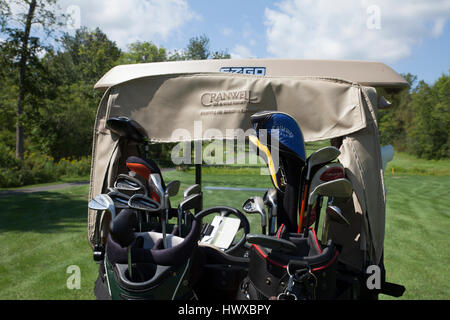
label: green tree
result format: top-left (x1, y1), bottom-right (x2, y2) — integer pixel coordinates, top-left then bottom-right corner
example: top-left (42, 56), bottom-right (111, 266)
top-left (1, 0), bottom-right (66, 160)
top-left (119, 41), bottom-right (167, 64)
top-left (377, 73), bottom-right (416, 151)
top-left (407, 72), bottom-right (449, 159)
top-left (30, 27), bottom-right (122, 160)
top-left (59, 27), bottom-right (121, 83)
top-left (169, 34), bottom-right (230, 61)
top-left (0, 41), bottom-right (18, 149)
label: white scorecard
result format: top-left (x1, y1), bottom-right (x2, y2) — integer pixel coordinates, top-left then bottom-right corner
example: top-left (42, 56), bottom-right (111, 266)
top-left (200, 216), bottom-right (241, 250)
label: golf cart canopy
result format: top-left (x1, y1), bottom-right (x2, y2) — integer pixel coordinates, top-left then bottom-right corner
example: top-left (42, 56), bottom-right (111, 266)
top-left (89, 58), bottom-right (408, 270)
top-left (95, 59), bottom-right (408, 90)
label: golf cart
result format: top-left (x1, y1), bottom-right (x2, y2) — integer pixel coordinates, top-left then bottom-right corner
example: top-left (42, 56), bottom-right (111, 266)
top-left (87, 59), bottom-right (407, 300)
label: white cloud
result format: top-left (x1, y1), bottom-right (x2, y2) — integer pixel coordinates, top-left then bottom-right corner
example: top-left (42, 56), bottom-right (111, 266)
top-left (230, 45), bottom-right (256, 59)
top-left (432, 17), bottom-right (447, 37)
top-left (264, 0), bottom-right (450, 62)
top-left (58, 0), bottom-right (200, 49)
top-left (221, 27), bottom-right (233, 36)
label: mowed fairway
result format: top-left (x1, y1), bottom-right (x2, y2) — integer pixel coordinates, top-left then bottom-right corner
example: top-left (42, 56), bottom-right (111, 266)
top-left (382, 174), bottom-right (450, 300)
top-left (0, 162), bottom-right (449, 299)
top-left (0, 185), bottom-right (98, 299)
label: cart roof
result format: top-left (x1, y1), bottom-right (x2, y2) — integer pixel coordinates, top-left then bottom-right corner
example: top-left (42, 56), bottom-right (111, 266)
top-left (94, 59), bottom-right (408, 90)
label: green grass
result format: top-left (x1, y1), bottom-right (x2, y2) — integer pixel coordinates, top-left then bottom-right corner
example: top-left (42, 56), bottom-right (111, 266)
top-left (381, 174), bottom-right (450, 300)
top-left (386, 151), bottom-right (450, 176)
top-left (0, 150), bottom-right (449, 300)
top-left (0, 185), bottom-right (97, 300)
top-left (0, 175), bottom-right (90, 191)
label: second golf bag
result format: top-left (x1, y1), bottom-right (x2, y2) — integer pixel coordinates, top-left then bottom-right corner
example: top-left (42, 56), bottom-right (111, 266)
top-left (237, 228), bottom-right (339, 300)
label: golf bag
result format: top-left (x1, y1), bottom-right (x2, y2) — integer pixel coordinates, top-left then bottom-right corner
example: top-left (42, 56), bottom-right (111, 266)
top-left (98, 212), bottom-right (202, 300)
top-left (237, 228), bottom-right (339, 300)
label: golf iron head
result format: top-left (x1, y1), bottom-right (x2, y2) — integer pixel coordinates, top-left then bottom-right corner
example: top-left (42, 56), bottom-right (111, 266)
top-left (264, 188), bottom-right (277, 235)
top-left (308, 178), bottom-right (353, 205)
top-left (114, 174), bottom-right (148, 195)
top-left (128, 194), bottom-right (161, 212)
top-left (243, 196), bottom-right (267, 234)
top-left (321, 205), bottom-right (350, 244)
top-left (89, 194), bottom-right (116, 219)
top-left (305, 146), bottom-right (341, 180)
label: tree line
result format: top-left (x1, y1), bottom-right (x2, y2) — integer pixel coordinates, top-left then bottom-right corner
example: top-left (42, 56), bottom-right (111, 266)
top-left (378, 73), bottom-right (449, 160)
top-left (0, 0), bottom-right (229, 164)
top-left (0, 1), bottom-right (448, 187)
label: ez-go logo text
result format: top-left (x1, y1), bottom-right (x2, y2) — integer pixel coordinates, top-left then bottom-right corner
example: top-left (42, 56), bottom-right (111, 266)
top-left (220, 67), bottom-right (266, 76)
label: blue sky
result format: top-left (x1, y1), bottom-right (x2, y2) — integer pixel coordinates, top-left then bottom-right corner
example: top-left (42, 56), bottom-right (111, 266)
top-left (30, 0), bottom-right (450, 85)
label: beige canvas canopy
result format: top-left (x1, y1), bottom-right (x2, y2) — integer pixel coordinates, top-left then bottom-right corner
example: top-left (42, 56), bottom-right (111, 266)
top-left (88, 59), bottom-right (408, 271)
top-left (95, 59), bottom-right (408, 90)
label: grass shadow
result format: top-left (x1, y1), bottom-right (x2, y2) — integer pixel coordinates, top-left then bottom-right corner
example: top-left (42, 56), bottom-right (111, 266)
top-left (0, 186), bottom-right (89, 233)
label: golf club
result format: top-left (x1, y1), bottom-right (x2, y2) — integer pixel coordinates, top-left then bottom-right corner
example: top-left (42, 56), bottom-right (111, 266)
top-left (263, 188), bottom-right (277, 235)
top-left (149, 174), bottom-right (180, 248)
top-left (302, 178), bottom-right (352, 236)
top-left (164, 180), bottom-right (180, 246)
top-left (128, 193), bottom-right (161, 231)
top-left (128, 193), bottom-right (161, 212)
top-left (126, 156), bottom-right (165, 203)
top-left (250, 111), bottom-right (306, 233)
top-left (88, 194), bottom-right (116, 262)
top-left (184, 184), bottom-right (201, 198)
top-left (107, 191), bottom-right (131, 210)
top-left (89, 194), bottom-right (116, 219)
top-left (114, 174), bottom-right (148, 195)
top-left (243, 196), bottom-right (267, 234)
top-left (297, 146), bottom-right (341, 233)
top-left (149, 173), bottom-right (166, 245)
top-left (106, 117), bottom-right (150, 159)
top-left (177, 193), bottom-right (202, 237)
top-left (307, 163), bottom-right (345, 233)
top-left (321, 205), bottom-right (350, 243)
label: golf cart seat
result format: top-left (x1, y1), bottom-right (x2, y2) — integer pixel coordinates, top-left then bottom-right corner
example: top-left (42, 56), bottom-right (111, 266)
top-left (104, 213), bottom-right (202, 299)
top-left (237, 228), bottom-right (339, 300)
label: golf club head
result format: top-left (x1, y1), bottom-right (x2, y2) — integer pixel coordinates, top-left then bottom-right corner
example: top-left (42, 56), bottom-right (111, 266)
top-left (243, 196), bottom-right (267, 228)
top-left (126, 156), bottom-right (162, 182)
top-left (179, 193), bottom-right (202, 213)
top-left (128, 194), bottom-right (161, 212)
top-left (149, 173), bottom-right (164, 200)
top-left (88, 194), bottom-right (116, 219)
top-left (326, 205), bottom-right (350, 226)
top-left (165, 180), bottom-right (181, 197)
top-left (107, 191), bottom-right (131, 209)
top-left (184, 184), bottom-right (201, 198)
top-left (250, 111), bottom-right (306, 192)
top-left (263, 188), bottom-right (277, 213)
top-left (114, 174), bottom-right (148, 194)
top-left (308, 178), bottom-right (353, 204)
top-left (106, 117), bottom-right (147, 143)
top-left (306, 146), bottom-right (341, 179)
top-left (309, 163), bottom-right (345, 192)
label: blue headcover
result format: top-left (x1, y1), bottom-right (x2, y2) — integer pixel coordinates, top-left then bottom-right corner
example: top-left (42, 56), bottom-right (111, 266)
top-left (252, 112), bottom-right (306, 162)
